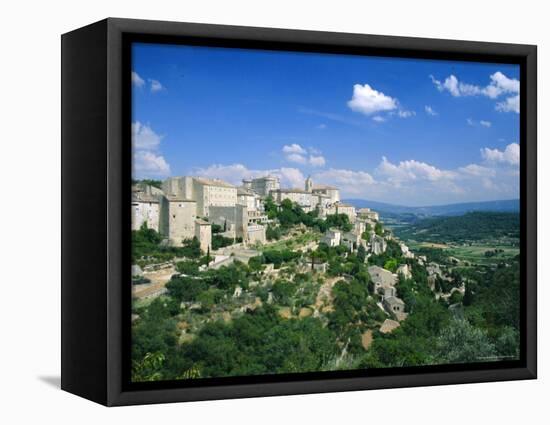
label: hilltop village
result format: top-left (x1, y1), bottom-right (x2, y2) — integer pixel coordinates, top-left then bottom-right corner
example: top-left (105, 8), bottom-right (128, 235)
top-left (132, 174), bottom-right (464, 339)
top-left (130, 171), bottom-right (521, 382)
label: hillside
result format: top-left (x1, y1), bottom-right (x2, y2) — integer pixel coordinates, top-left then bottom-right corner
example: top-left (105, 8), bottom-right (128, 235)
top-left (393, 211), bottom-right (520, 243)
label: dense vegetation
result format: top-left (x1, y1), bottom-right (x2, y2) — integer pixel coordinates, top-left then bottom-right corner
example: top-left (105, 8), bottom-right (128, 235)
top-left (394, 212), bottom-right (520, 243)
top-left (132, 223), bottom-right (201, 265)
top-left (264, 197), bottom-right (353, 233)
top-left (132, 205), bottom-right (521, 382)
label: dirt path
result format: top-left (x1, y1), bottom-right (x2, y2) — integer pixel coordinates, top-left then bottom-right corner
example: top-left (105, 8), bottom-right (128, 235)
top-left (133, 265), bottom-right (175, 299)
top-left (314, 276), bottom-right (344, 314)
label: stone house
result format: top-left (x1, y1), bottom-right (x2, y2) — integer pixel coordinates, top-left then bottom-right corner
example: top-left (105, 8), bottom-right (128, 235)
top-left (370, 234), bottom-right (387, 255)
top-left (160, 195), bottom-right (197, 246)
top-left (194, 218), bottom-right (212, 253)
top-left (384, 296), bottom-right (406, 316)
top-left (368, 265), bottom-right (397, 296)
top-left (322, 229), bottom-right (341, 247)
top-left (397, 263), bottom-right (412, 279)
top-left (132, 192), bottom-right (160, 232)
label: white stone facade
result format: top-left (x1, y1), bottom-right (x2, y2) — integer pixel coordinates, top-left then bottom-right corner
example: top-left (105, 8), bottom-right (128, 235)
top-left (312, 185), bottom-right (340, 204)
top-left (370, 233), bottom-right (387, 255)
top-left (195, 219), bottom-right (212, 253)
top-left (270, 188), bottom-right (313, 209)
top-left (250, 176), bottom-right (280, 197)
top-left (161, 196), bottom-right (197, 246)
top-left (132, 197), bottom-right (160, 232)
top-left (247, 224), bottom-right (266, 245)
top-left (357, 207), bottom-right (379, 221)
top-left (162, 176), bottom-right (237, 217)
top-left (322, 229), bottom-right (341, 247)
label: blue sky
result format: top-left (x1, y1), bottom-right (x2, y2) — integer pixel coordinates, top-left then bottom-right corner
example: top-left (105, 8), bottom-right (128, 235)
top-left (132, 42), bottom-right (520, 207)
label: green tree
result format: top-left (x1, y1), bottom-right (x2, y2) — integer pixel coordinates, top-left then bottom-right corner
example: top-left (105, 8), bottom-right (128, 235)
top-left (357, 244), bottom-right (366, 263)
top-left (166, 276), bottom-right (207, 302)
top-left (383, 258), bottom-right (398, 272)
top-left (433, 318), bottom-right (496, 364)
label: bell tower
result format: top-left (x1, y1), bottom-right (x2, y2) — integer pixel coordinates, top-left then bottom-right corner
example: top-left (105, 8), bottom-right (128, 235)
top-left (305, 175), bottom-right (313, 192)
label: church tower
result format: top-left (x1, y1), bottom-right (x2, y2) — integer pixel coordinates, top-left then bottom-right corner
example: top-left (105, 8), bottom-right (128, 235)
top-left (305, 176), bottom-right (313, 192)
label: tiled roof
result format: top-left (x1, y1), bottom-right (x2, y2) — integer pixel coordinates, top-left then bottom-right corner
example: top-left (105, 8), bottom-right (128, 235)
top-left (379, 319), bottom-right (400, 334)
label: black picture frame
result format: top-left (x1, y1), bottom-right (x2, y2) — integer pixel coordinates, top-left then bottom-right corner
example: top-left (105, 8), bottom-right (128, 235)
top-left (61, 17), bottom-right (537, 406)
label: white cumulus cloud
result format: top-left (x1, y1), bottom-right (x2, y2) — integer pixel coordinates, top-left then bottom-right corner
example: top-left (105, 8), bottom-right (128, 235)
top-left (191, 163), bottom-right (306, 189)
top-left (132, 121), bottom-right (171, 178)
top-left (132, 121), bottom-right (163, 150)
top-left (309, 155), bottom-right (326, 167)
top-left (430, 71), bottom-right (519, 113)
top-left (458, 164), bottom-right (496, 177)
top-left (282, 143), bottom-right (307, 155)
top-left (481, 143), bottom-right (520, 165)
top-left (133, 151), bottom-right (170, 177)
top-left (132, 71), bottom-right (145, 88)
top-left (286, 153), bottom-right (307, 164)
top-left (377, 156), bottom-right (456, 184)
top-left (496, 94), bottom-right (520, 113)
top-left (312, 168), bottom-right (375, 195)
top-left (282, 144), bottom-right (326, 167)
top-left (347, 83), bottom-right (398, 116)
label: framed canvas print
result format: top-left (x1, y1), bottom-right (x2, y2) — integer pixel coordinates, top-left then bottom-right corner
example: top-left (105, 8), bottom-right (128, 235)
top-left (61, 18), bottom-right (537, 406)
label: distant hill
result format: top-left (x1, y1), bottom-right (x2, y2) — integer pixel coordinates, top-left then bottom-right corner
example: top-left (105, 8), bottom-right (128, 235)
top-left (393, 211), bottom-right (520, 243)
top-left (344, 199), bottom-right (519, 217)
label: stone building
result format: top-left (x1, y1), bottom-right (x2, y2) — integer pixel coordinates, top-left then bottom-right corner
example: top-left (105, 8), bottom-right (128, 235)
top-left (133, 182), bottom-right (164, 197)
top-left (192, 177), bottom-right (237, 217)
top-left (314, 193), bottom-right (332, 215)
top-left (237, 187), bottom-right (261, 211)
top-left (247, 209), bottom-right (269, 225)
top-left (162, 176), bottom-right (193, 198)
top-left (383, 296), bottom-right (406, 320)
top-left (368, 265), bottom-right (397, 294)
top-left (209, 204), bottom-right (248, 239)
top-left (354, 219), bottom-right (367, 236)
top-left (357, 207), bottom-right (379, 222)
top-left (326, 202), bottom-right (356, 223)
top-left (160, 195), bottom-right (197, 246)
top-left (132, 192), bottom-right (160, 232)
top-left (194, 218), bottom-right (212, 253)
top-left (270, 188), bottom-right (313, 210)
top-left (305, 176), bottom-right (313, 193)
top-left (322, 229), bottom-right (341, 247)
top-left (162, 176), bottom-right (237, 217)
top-left (342, 231), bottom-right (363, 252)
top-left (249, 175), bottom-right (280, 197)
top-left (400, 242), bottom-right (415, 259)
top-left (370, 233), bottom-right (387, 255)
top-left (397, 263), bottom-right (412, 279)
top-left (209, 204), bottom-right (267, 244)
top-left (312, 184), bottom-right (340, 204)
top-left (247, 224), bottom-right (266, 245)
